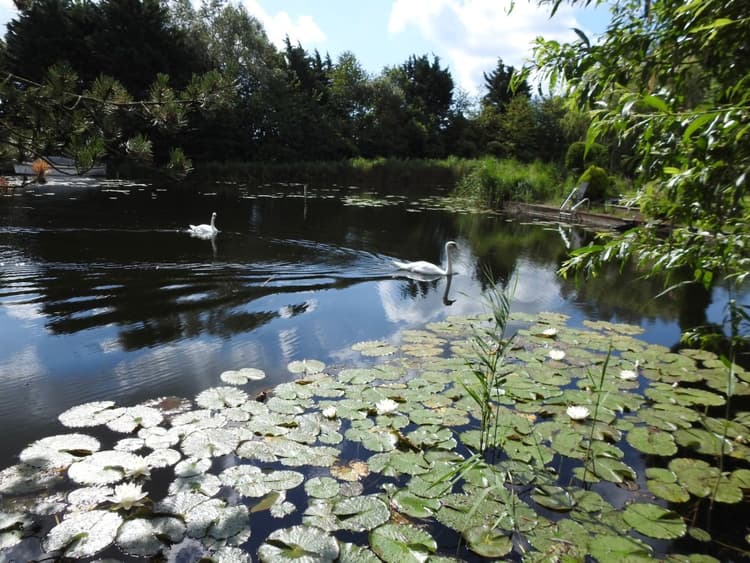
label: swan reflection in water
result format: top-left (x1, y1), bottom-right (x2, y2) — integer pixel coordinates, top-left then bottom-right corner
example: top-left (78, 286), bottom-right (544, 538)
top-left (393, 270), bottom-right (456, 306)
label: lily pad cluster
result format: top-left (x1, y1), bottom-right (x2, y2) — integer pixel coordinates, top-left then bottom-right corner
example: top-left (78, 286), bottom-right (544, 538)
top-left (0, 313), bottom-right (749, 561)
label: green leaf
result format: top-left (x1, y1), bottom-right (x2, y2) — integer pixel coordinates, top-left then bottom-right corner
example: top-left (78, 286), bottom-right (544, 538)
top-left (623, 503), bottom-right (687, 539)
top-left (333, 495), bottom-right (390, 532)
top-left (589, 534), bottom-right (653, 561)
top-left (532, 485), bottom-right (576, 511)
top-left (463, 525), bottom-right (512, 558)
top-left (43, 510), bottom-right (123, 558)
top-left (642, 94), bottom-right (669, 113)
top-left (391, 490), bottom-right (440, 519)
top-left (682, 112), bottom-right (717, 142)
top-left (369, 524), bottom-right (437, 563)
top-left (257, 525), bottom-right (339, 562)
top-left (626, 426), bottom-right (678, 455)
top-left (691, 17), bottom-right (736, 33)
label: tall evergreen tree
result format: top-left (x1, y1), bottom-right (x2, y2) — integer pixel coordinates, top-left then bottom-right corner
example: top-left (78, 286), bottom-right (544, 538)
top-left (482, 58), bottom-right (530, 112)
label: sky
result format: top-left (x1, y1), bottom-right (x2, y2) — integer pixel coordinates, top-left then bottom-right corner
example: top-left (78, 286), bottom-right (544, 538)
top-left (0, 0), bottom-right (610, 98)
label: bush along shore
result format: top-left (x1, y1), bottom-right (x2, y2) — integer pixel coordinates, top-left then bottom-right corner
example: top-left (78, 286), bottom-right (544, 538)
top-left (1, 302), bottom-right (748, 561)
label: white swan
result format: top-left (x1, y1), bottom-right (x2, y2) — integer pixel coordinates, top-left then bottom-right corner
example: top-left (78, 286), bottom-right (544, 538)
top-left (188, 212), bottom-right (218, 238)
top-left (393, 241), bottom-right (458, 276)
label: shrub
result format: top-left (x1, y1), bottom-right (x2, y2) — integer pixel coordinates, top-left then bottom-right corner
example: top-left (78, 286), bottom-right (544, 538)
top-left (455, 157), bottom-right (562, 207)
top-left (578, 165), bottom-right (612, 201)
top-left (565, 141), bottom-right (608, 172)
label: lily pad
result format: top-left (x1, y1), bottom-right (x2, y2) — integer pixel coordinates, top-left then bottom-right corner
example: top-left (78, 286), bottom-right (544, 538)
top-left (626, 426), bottom-right (678, 456)
top-left (116, 516), bottom-right (186, 556)
top-left (106, 405), bottom-right (163, 433)
top-left (304, 477), bottom-right (340, 499)
top-left (589, 534), bottom-right (653, 561)
top-left (352, 340), bottom-right (398, 357)
top-left (622, 502), bottom-right (687, 539)
top-left (333, 495), bottom-right (390, 531)
top-left (391, 490), bottom-right (441, 518)
top-left (181, 428), bottom-right (239, 458)
top-left (58, 401), bottom-right (118, 428)
top-left (43, 509), bottom-right (123, 558)
top-left (287, 359), bottom-right (326, 375)
top-left (220, 367), bottom-right (266, 385)
top-left (196, 386), bottom-right (248, 410)
top-left (464, 525), bottom-right (512, 558)
top-left (19, 433), bottom-right (100, 469)
top-left (257, 525), bottom-right (339, 562)
top-left (369, 523), bottom-right (437, 563)
top-left (68, 450), bottom-right (149, 485)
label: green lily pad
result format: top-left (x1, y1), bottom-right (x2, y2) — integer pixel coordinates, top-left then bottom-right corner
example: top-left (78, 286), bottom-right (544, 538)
top-left (257, 525), bottom-right (339, 562)
top-left (58, 401), bottom-right (119, 428)
top-left (532, 485), bottom-right (576, 511)
top-left (626, 426), bottom-right (678, 456)
top-left (19, 433), bottom-right (100, 469)
top-left (589, 534), bottom-right (653, 561)
top-left (68, 450), bottom-right (148, 485)
top-left (674, 428), bottom-right (731, 456)
top-left (220, 367), bottom-right (266, 385)
top-left (305, 477), bottom-right (340, 499)
top-left (43, 509), bottom-right (123, 558)
top-left (623, 502), bottom-right (687, 539)
top-left (0, 463), bottom-right (64, 495)
top-left (116, 516), bottom-right (185, 556)
top-left (586, 456), bottom-right (636, 484)
top-left (338, 541), bottom-right (381, 563)
top-left (196, 386), bottom-right (248, 409)
top-left (287, 359), bottom-right (326, 375)
top-left (391, 490), bottom-right (441, 518)
top-left (181, 428), bottom-right (239, 458)
top-left (369, 524), bottom-right (437, 563)
top-left (333, 495), bottom-right (390, 532)
top-left (352, 340), bottom-right (398, 357)
top-left (464, 525), bottom-right (512, 558)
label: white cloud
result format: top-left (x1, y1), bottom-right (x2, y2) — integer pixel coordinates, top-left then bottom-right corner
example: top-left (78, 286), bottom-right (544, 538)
top-left (242, 0), bottom-right (326, 49)
top-left (388, 0), bottom-right (585, 94)
top-left (0, 0), bottom-right (16, 29)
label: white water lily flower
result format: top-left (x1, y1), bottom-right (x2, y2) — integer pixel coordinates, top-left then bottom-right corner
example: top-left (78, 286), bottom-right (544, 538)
top-left (375, 398), bottom-right (399, 415)
top-left (619, 369), bottom-right (638, 380)
top-left (566, 406), bottom-right (591, 421)
top-left (548, 349), bottom-right (566, 361)
top-left (106, 482), bottom-right (148, 510)
top-left (542, 327), bottom-right (558, 337)
top-left (322, 406), bottom-right (337, 419)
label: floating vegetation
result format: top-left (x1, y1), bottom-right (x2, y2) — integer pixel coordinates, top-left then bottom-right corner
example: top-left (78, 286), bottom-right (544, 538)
top-left (1, 313), bottom-right (749, 561)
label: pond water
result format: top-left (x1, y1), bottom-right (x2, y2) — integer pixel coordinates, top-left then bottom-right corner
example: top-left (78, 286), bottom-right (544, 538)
top-left (0, 179), bottom-right (700, 464)
top-left (0, 178), bottom-right (745, 560)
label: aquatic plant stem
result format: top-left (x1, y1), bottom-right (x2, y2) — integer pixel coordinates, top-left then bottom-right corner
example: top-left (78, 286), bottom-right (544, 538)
top-left (581, 344), bottom-right (611, 485)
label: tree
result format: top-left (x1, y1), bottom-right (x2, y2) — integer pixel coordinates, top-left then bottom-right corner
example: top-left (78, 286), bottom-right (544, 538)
top-left (482, 58), bottom-right (530, 113)
top-left (3, 0), bottom-right (209, 96)
top-left (375, 54), bottom-right (455, 158)
top-left (529, 0), bottom-right (750, 296)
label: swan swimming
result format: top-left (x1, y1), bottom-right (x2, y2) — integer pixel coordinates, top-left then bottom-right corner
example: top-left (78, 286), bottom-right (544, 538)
top-left (393, 241), bottom-right (458, 276)
top-left (188, 212), bottom-right (218, 238)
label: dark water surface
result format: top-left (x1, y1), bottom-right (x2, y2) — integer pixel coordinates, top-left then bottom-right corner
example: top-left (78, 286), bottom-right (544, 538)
top-left (0, 178), bottom-right (734, 468)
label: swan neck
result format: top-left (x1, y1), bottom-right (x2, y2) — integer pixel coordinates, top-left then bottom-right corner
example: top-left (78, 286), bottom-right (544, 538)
top-left (444, 245), bottom-right (453, 275)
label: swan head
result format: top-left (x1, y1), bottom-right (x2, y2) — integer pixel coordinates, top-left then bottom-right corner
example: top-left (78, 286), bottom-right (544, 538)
top-left (446, 241), bottom-right (458, 252)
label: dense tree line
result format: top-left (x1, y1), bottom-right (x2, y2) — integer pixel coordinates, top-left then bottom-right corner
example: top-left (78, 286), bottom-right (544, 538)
top-left (0, 0), bottom-right (585, 172)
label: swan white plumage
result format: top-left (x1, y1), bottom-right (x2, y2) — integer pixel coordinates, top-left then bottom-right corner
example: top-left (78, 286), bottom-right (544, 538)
top-left (393, 241), bottom-right (458, 276)
top-left (188, 212), bottom-right (218, 238)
